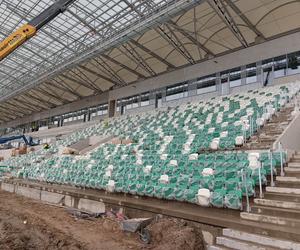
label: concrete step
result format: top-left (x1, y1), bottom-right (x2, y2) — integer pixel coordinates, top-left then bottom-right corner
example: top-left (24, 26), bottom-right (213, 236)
top-left (266, 186), bottom-right (300, 195)
top-left (207, 245), bottom-right (231, 250)
top-left (275, 176), bottom-right (300, 188)
top-left (263, 192), bottom-right (300, 203)
top-left (293, 154), bottom-right (300, 159)
top-left (276, 182), bottom-right (300, 188)
top-left (276, 176), bottom-right (300, 183)
top-left (240, 212), bottom-right (300, 228)
top-left (222, 228), bottom-right (300, 249)
top-left (285, 168), bottom-right (300, 178)
top-left (288, 162), bottom-right (300, 168)
top-left (251, 205), bottom-right (300, 219)
top-left (216, 236), bottom-right (276, 250)
top-left (254, 198), bottom-right (300, 210)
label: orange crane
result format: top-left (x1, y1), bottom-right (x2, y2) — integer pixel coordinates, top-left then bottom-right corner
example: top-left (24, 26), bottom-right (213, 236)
top-left (0, 0), bottom-right (76, 61)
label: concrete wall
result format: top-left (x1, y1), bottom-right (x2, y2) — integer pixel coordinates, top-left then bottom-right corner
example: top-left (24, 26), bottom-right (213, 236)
top-left (1, 182), bottom-right (106, 214)
top-left (274, 113), bottom-right (300, 150)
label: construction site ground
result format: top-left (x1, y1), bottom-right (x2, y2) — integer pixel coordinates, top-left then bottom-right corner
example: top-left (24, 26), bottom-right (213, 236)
top-left (0, 189), bottom-right (204, 250)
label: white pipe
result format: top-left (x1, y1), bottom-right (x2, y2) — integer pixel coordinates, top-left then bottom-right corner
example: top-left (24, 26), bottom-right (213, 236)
top-left (280, 142), bottom-right (284, 177)
top-left (242, 170), bottom-right (250, 213)
top-left (270, 150), bottom-right (274, 187)
top-left (258, 163), bottom-right (263, 199)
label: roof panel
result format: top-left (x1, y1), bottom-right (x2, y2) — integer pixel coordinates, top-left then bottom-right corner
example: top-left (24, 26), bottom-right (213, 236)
top-left (0, 0), bottom-right (171, 98)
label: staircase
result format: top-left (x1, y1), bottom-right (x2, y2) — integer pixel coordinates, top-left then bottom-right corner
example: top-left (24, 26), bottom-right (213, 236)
top-left (209, 228), bottom-right (300, 250)
top-left (243, 106), bottom-right (294, 150)
top-left (208, 152), bottom-right (300, 249)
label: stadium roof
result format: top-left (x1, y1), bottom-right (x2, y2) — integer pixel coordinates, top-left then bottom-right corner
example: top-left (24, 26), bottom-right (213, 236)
top-left (0, 0), bottom-right (300, 123)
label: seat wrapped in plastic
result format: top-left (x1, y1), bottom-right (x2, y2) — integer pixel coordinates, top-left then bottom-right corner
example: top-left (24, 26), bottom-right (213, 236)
top-left (200, 176), bottom-right (214, 189)
top-left (226, 177), bottom-right (241, 191)
top-left (224, 190), bottom-right (242, 210)
top-left (251, 168), bottom-right (267, 185)
top-left (175, 188), bottom-right (185, 201)
top-left (214, 177), bottom-right (226, 189)
top-left (241, 178), bottom-right (255, 196)
top-left (210, 189), bottom-right (226, 208)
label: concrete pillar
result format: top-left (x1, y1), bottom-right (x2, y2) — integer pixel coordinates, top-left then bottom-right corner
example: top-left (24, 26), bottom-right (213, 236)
top-left (149, 91), bottom-right (156, 105)
top-left (108, 100), bottom-right (116, 118)
top-left (221, 76), bottom-right (230, 95)
top-left (60, 116), bottom-right (64, 127)
top-left (256, 61), bottom-right (263, 85)
top-left (216, 72), bottom-right (222, 95)
top-left (161, 87), bottom-right (167, 103)
top-left (188, 80), bottom-right (197, 96)
top-left (241, 65), bottom-right (247, 85)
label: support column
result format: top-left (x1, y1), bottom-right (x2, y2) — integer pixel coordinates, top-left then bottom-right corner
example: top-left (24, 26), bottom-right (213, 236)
top-left (256, 61), bottom-right (263, 86)
top-left (241, 65), bottom-right (247, 85)
top-left (216, 72), bottom-right (222, 95)
top-left (188, 80), bottom-right (197, 96)
top-left (221, 75), bottom-right (230, 95)
top-left (108, 100), bottom-right (116, 118)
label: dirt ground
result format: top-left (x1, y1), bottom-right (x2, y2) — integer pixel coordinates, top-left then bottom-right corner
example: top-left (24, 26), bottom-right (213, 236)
top-left (0, 190), bottom-right (204, 250)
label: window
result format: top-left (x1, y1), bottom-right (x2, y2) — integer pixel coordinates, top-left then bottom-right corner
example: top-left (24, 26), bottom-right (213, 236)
top-left (246, 63), bottom-right (257, 84)
top-left (273, 55), bottom-right (287, 78)
top-left (229, 67), bottom-right (242, 87)
top-left (141, 92), bottom-right (150, 106)
top-left (287, 52), bottom-right (300, 75)
top-left (196, 74), bottom-right (217, 95)
top-left (166, 82), bottom-right (188, 101)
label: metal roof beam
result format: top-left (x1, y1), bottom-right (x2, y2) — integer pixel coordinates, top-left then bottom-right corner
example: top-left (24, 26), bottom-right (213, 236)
top-left (0, 105), bottom-right (24, 118)
top-left (207, 0), bottom-right (248, 48)
top-left (168, 20), bottom-right (215, 56)
top-left (156, 25), bottom-right (196, 64)
top-left (223, 0), bottom-right (266, 41)
top-left (23, 93), bottom-right (55, 109)
top-left (122, 43), bottom-right (156, 77)
top-left (73, 67), bottom-right (104, 91)
top-left (78, 65), bottom-right (123, 87)
top-left (101, 54), bottom-right (146, 79)
top-left (2, 102), bottom-right (31, 115)
top-left (130, 39), bottom-right (176, 69)
top-left (60, 74), bottom-right (98, 92)
top-left (35, 88), bottom-right (68, 105)
top-left (13, 98), bottom-right (44, 112)
top-left (46, 81), bottom-right (82, 99)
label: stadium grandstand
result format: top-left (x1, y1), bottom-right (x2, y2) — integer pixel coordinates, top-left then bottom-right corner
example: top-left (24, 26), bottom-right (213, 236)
top-left (0, 0), bottom-right (300, 249)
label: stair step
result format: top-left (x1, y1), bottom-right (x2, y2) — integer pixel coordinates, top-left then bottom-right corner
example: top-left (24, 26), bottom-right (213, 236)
top-left (207, 245), bottom-right (231, 250)
top-left (266, 186), bottom-right (300, 195)
top-left (254, 198), bottom-right (300, 210)
top-left (293, 154), bottom-right (300, 159)
top-left (286, 167), bottom-right (300, 173)
top-left (275, 181), bottom-right (300, 189)
top-left (222, 228), bottom-right (300, 249)
top-left (240, 212), bottom-right (300, 228)
top-left (216, 236), bottom-right (275, 250)
top-left (264, 192), bottom-right (300, 203)
top-left (251, 205), bottom-right (300, 219)
top-left (288, 162), bottom-right (300, 168)
top-left (276, 176), bottom-right (300, 182)
top-left (285, 168), bottom-right (300, 178)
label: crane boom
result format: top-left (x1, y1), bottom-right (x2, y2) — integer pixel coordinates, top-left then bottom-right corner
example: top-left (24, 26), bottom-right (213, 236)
top-left (0, 0), bottom-right (76, 62)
